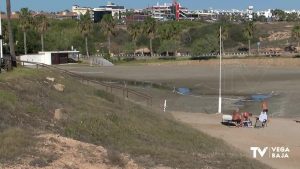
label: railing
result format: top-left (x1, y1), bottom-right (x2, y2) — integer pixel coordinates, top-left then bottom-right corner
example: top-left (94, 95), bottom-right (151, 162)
top-left (17, 60), bottom-right (152, 106)
top-left (199, 51), bottom-right (282, 57)
top-left (112, 51), bottom-right (284, 60)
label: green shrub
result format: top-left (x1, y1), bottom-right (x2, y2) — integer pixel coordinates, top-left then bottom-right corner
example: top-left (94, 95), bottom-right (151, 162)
top-left (95, 90), bottom-right (115, 102)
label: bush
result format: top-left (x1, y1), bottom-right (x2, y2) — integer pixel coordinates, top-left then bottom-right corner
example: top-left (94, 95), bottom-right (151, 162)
top-left (293, 54), bottom-right (300, 58)
top-left (95, 90), bottom-right (115, 102)
top-left (107, 149), bottom-right (127, 167)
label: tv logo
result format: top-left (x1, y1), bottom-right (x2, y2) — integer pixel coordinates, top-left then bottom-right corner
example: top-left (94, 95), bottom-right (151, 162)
top-left (250, 147), bottom-right (290, 159)
top-left (250, 147), bottom-right (268, 158)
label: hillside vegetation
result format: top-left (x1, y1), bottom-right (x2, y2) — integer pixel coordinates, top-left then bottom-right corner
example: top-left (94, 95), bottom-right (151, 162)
top-left (0, 68), bottom-right (270, 168)
top-left (3, 15), bottom-right (299, 58)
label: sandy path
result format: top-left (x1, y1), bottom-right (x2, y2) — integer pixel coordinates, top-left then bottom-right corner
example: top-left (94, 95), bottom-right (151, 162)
top-left (171, 112), bottom-right (300, 169)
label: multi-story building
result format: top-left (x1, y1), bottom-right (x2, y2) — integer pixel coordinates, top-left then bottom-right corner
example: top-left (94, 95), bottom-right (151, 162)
top-left (256, 9), bottom-right (272, 19)
top-left (56, 11), bottom-right (78, 20)
top-left (247, 6), bottom-right (254, 21)
top-left (146, 1), bottom-right (189, 21)
top-left (72, 5), bottom-right (92, 15)
top-left (93, 2), bottom-right (126, 22)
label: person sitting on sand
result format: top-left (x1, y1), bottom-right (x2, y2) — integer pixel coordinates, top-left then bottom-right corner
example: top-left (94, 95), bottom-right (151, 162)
top-left (241, 112), bottom-right (253, 127)
top-left (232, 108), bottom-right (242, 125)
top-left (241, 112), bottom-right (252, 121)
top-left (259, 111), bottom-right (268, 123)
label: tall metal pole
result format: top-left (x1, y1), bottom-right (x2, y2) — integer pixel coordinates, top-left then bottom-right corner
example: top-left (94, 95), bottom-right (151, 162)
top-left (218, 26), bottom-right (222, 114)
top-left (0, 11), bottom-right (3, 59)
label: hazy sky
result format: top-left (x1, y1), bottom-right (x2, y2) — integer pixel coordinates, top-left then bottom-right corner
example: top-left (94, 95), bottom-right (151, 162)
top-left (1, 0), bottom-right (300, 12)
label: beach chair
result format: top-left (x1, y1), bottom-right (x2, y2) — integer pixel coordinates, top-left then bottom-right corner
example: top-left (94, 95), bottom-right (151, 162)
top-left (254, 117), bottom-right (267, 128)
top-left (242, 120), bottom-right (252, 127)
top-left (222, 114), bottom-right (244, 127)
top-left (222, 115), bottom-right (238, 126)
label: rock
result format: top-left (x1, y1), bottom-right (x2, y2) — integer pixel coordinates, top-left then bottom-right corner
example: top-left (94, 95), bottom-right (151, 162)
top-left (46, 77), bottom-right (55, 82)
top-left (89, 57), bottom-right (114, 66)
top-left (54, 108), bottom-right (68, 120)
top-left (53, 83), bottom-right (65, 92)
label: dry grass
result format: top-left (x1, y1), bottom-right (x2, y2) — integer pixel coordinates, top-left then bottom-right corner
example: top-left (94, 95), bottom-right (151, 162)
top-left (0, 67), bottom-right (271, 169)
top-left (0, 128), bottom-right (35, 162)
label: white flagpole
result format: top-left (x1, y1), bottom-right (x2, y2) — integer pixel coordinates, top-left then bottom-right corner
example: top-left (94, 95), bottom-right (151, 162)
top-left (0, 11), bottom-right (3, 59)
top-left (217, 26), bottom-right (222, 114)
top-left (163, 99), bottom-right (167, 112)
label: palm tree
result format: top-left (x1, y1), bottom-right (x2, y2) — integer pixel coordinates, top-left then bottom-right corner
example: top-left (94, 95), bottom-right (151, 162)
top-left (78, 11), bottom-right (93, 58)
top-left (19, 8), bottom-right (32, 55)
top-left (158, 21), bottom-right (181, 56)
top-left (142, 17), bottom-right (156, 56)
top-left (34, 14), bottom-right (49, 52)
top-left (127, 23), bottom-right (141, 52)
top-left (292, 25), bottom-right (300, 47)
top-left (243, 21), bottom-right (255, 55)
top-left (100, 14), bottom-right (115, 55)
top-left (6, 0), bottom-right (16, 67)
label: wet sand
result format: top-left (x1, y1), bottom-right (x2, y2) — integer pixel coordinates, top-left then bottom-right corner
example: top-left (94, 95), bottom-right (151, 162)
top-left (59, 58), bottom-right (300, 117)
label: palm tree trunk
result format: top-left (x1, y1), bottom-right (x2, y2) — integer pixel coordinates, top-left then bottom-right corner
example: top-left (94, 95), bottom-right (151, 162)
top-left (248, 39), bottom-right (251, 56)
top-left (222, 41), bottom-right (225, 55)
top-left (23, 31), bottom-right (27, 55)
top-left (6, 0), bottom-right (16, 67)
top-left (41, 34), bottom-right (44, 51)
top-left (133, 40), bottom-right (137, 55)
top-left (85, 36), bottom-right (89, 58)
top-left (150, 38), bottom-right (153, 56)
top-left (108, 35), bottom-right (111, 55)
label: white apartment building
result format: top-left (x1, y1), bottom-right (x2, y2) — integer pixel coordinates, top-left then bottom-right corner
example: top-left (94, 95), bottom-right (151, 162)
top-left (72, 5), bottom-right (92, 15)
top-left (93, 2), bottom-right (126, 20)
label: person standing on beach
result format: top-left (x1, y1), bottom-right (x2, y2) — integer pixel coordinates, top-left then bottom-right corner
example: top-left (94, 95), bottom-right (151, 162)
top-left (261, 100), bottom-right (268, 113)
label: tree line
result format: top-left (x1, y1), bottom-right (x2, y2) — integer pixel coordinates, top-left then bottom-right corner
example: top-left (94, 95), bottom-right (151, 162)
top-left (3, 6), bottom-right (300, 63)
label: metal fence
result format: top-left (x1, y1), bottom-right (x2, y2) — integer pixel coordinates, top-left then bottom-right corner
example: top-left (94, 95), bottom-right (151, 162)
top-left (112, 51), bottom-right (285, 60)
top-left (17, 60), bottom-right (152, 106)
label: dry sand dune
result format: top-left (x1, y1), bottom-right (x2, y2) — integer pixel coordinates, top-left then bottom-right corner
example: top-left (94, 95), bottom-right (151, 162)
top-left (171, 111), bottom-right (300, 169)
top-left (1, 134), bottom-right (141, 169)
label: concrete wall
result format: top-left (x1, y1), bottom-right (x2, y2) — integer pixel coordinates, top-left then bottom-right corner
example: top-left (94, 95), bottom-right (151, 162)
top-left (20, 54), bottom-right (52, 65)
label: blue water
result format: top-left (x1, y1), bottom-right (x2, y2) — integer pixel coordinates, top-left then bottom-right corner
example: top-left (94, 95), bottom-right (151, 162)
top-left (176, 87), bottom-right (191, 95)
top-left (250, 94), bottom-right (272, 101)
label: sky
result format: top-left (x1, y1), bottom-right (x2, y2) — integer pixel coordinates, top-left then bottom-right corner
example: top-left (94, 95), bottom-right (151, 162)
top-left (1, 0), bottom-right (300, 12)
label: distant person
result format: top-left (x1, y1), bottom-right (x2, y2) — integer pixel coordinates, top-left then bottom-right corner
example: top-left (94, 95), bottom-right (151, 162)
top-left (232, 108), bottom-right (242, 125)
top-left (256, 111), bottom-right (268, 127)
top-left (241, 112), bottom-right (253, 127)
top-left (259, 112), bottom-right (268, 123)
top-left (261, 100), bottom-right (268, 113)
top-left (241, 112), bottom-right (252, 121)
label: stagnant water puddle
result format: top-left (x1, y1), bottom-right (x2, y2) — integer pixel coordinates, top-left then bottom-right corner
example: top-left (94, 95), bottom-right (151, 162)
top-left (176, 87), bottom-right (191, 95)
top-left (99, 78), bottom-right (280, 114)
top-left (175, 87), bottom-right (278, 113)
